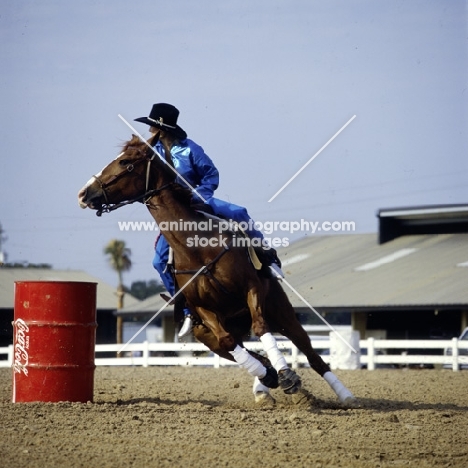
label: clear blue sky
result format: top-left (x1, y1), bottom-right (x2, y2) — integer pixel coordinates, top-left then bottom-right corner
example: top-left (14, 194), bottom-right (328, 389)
top-left (1, 0), bottom-right (466, 288)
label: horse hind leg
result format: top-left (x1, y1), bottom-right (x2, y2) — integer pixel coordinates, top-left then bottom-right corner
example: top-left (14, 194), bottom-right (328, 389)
top-left (265, 282), bottom-right (356, 404)
top-left (247, 286), bottom-right (302, 394)
top-left (279, 326), bottom-right (355, 403)
top-left (276, 321), bottom-right (355, 403)
top-left (258, 333), bottom-right (301, 394)
top-left (289, 327), bottom-right (355, 403)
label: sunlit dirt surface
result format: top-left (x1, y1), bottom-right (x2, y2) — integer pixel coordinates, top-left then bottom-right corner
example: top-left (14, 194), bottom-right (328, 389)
top-left (1, 367), bottom-right (467, 467)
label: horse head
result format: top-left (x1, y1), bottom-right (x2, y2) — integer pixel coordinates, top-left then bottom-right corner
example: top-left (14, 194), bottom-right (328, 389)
top-left (78, 135), bottom-right (176, 216)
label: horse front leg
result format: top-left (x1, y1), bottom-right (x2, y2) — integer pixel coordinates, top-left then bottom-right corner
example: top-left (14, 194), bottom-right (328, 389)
top-left (194, 306), bottom-right (278, 389)
top-left (193, 322), bottom-right (276, 404)
top-left (247, 285), bottom-right (301, 394)
top-left (192, 323), bottom-right (236, 362)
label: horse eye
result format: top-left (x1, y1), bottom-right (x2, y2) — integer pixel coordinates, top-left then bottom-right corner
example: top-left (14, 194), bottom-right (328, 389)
top-left (119, 159), bottom-right (130, 166)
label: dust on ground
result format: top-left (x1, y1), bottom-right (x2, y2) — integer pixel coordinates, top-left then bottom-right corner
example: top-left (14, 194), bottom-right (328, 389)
top-left (1, 366), bottom-right (467, 468)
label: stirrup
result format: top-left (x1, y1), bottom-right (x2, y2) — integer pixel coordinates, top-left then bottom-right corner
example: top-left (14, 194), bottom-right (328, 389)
top-left (178, 315), bottom-right (193, 338)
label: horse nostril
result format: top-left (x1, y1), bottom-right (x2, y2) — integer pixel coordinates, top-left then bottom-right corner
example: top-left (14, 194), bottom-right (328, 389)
top-left (78, 188), bottom-right (87, 200)
top-left (78, 187), bottom-right (91, 209)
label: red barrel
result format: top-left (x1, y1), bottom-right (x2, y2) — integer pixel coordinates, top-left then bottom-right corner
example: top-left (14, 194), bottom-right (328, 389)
top-left (12, 281), bottom-right (97, 403)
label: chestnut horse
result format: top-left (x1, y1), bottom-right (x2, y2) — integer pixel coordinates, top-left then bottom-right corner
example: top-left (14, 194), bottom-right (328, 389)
top-left (78, 135), bottom-right (355, 405)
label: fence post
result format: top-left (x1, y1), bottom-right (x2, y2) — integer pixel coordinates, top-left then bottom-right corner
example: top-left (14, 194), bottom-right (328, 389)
top-left (291, 344), bottom-right (298, 369)
top-left (214, 352), bottom-right (220, 369)
top-left (451, 337), bottom-right (459, 372)
top-left (143, 341), bottom-right (149, 368)
top-left (8, 344), bottom-right (13, 366)
top-left (367, 337), bottom-right (375, 371)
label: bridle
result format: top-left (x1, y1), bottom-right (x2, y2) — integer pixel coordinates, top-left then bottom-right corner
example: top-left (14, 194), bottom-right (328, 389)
top-left (92, 148), bottom-right (173, 217)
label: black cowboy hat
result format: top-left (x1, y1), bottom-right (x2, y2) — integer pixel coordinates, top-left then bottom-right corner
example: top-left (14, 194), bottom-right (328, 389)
top-left (134, 103), bottom-right (187, 140)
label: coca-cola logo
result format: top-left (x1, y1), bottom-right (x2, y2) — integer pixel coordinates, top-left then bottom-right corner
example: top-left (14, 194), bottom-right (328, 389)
top-left (13, 319), bottom-right (29, 376)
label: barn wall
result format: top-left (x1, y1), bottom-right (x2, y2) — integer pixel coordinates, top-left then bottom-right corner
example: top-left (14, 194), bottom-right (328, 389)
top-left (0, 309), bottom-right (13, 348)
top-left (365, 309), bottom-right (462, 340)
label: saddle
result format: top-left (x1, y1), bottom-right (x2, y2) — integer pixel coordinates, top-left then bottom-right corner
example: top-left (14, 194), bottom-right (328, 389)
top-left (191, 206), bottom-right (264, 271)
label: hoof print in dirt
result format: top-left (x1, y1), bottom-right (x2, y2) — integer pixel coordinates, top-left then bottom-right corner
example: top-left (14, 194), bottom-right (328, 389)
top-left (290, 388), bottom-right (315, 406)
top-left (278, 368), bottom-right (302, 394)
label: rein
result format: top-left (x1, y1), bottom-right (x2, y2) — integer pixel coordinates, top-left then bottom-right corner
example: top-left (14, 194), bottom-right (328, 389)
top-left (95, 182), bottom-right (174, 217)
top-left (174, 240), bottom-right (233, 295)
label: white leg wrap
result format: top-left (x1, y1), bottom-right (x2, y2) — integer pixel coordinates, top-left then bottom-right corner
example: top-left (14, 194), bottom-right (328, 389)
top-left (260, 333), bottom-right (288, 372)
top-left (252, 377), bottom-right (270, 395)
top-left (323, 371), bottom-right (355, 403)
top-left (229, 345), bottom-right (266, 379)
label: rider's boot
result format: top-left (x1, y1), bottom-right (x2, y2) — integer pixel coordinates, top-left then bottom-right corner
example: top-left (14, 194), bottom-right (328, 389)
top-left (178, 309), bottom-right (193, 338)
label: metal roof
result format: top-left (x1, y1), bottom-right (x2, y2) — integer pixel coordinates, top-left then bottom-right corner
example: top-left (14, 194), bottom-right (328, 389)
top-left (280, 233), bottom-right (468, 309)
top-left (378, 204), bottom-right (468, 218)
top-left (117, 291), bottom-right (172, 316)
top-left (117, 233), bottom-right (468, 314)
top-left (0, 269), bottom-right (140, 310)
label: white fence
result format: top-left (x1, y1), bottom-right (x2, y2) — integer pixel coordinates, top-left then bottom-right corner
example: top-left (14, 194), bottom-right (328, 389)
top-left (1, 338), bottom-right (467, 371)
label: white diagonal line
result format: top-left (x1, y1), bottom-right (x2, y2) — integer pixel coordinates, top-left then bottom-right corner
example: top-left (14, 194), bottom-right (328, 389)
top-left (354, 248), bottom-right (417, 272)
top-left (118, 265), bottom-right (206, 353)
top-left (118, 114), bottom-right (207, 203)
top-left (270, 267), bottom-right (357, 353)
top-left (268, 114), bottom-right (357, 202)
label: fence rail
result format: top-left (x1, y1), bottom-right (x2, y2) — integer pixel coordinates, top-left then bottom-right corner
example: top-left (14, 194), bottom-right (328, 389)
top-left (1, 338), bottom-right (467, 371)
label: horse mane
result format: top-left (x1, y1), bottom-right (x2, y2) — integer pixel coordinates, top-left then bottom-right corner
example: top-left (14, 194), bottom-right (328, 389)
top-left (122, 135), bottom-right (193, 207)
top-left (167, 181), bottom-right (193, 207)
top-left (121, 134), bottom-right (146, 153)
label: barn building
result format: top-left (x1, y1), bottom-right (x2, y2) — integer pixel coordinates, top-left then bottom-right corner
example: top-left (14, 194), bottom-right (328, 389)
top-left (116, 204), bottom-right (468, 343)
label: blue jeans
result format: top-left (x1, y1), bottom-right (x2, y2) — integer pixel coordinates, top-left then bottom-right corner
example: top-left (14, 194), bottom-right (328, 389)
top-left (206, 197), bottom-right (264, 238)
top-left (152, 234), bottom-right (174, 293)
top-left (153, 235), bottom-right (192, 318)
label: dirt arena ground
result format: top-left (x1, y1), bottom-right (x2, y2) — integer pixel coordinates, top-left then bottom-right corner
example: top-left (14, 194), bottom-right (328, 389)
top-left (1, 366), bottom-right (467, 468)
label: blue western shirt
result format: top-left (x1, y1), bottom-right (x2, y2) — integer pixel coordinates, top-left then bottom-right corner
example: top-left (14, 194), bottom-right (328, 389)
top-left (153, 139), bottom-right (219, 203)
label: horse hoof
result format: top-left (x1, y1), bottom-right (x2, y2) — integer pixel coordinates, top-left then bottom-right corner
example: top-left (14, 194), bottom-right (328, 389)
top-left (341, 396), bottom-right (360, 408)
top-left (255, 391), bottom-right (276, 406)
top-left (278, 368), bottom-right (302, 395)
top-left (259, 366), bottom-right (279, 389)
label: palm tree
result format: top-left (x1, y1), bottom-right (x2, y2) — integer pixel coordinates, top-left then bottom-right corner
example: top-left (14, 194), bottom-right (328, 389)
top-left (104, 239), bottom-right (132, 344)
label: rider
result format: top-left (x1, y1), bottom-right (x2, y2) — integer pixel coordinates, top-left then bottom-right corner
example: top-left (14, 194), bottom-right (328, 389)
top-left (134, 103), bottom-right (283, 338)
